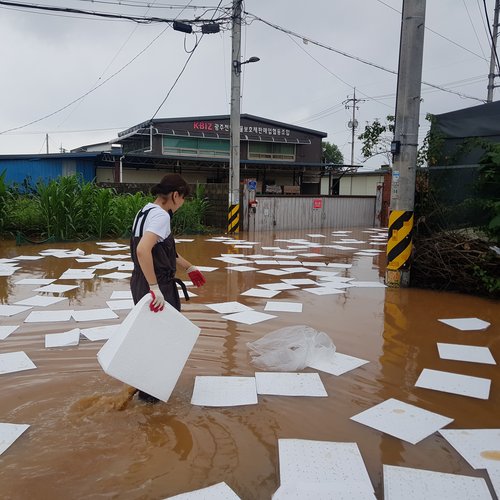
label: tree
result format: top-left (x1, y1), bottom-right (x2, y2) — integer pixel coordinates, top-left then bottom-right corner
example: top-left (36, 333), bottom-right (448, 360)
top-left (322, 141), bottom-right (344, 165)
top-left (357, 115), bottom-right (395, 165)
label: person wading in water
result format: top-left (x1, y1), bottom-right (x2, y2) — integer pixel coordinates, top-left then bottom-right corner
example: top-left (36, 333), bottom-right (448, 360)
top-left (129, 173), bottom-right (206, 403)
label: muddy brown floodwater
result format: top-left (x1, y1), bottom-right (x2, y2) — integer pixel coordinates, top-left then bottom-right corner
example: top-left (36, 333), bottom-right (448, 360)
top-left (0, 228), bottom-right (498, 499)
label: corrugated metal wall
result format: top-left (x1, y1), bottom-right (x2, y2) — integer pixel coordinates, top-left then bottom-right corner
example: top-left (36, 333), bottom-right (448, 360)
top-left (245, 196), bottom-right (375, 231)
top-left (2, 158), bottom-right (95, 185)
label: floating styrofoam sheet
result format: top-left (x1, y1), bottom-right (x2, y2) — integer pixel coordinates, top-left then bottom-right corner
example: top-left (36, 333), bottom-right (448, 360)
top-left (383, 464), bottom-right (492, 500)
top-left (255, 260), bottom-right (280, 265)
top-left (278, 439), bottom-right (374, 497)
top-left (274, 249), bottom-right (297, 254)
top-left (437, 343), bottom-right (496, 365)
top-left (45, 328), bottom-right (80, 348)
top-left (0, 351), bottom-right (37, 375)
top-left (298, 253), bottom-right (325, 258)
top-left (98, 295), bottom-right (200, 402)
top-left (255, 372), bottom-right (327, 397)
top-left (194, 266), bottom-right (218, 272)
top-left (257, 269), bottom-right (289, 276)
top-left (264, 301), bottom-right (303, 313)
top-left (226, 265), bottom-right (259, 272)
top-left (281, 278), bottom-right (317, 285)
top-left (0, 269), bottom-right (18, 276)
top-left (350, 281), bottom-right (387, 288)
top-left (308, 270), bottom-right (340, 277)
top-left (308, 352), bottom-right (369, 376)
top-left (261, 246), bottom-right (281, 251)
top-left (273, 483), bottom-right (376, 500)
top-left (438, 429), bottom-right (500, 470)
top-left (350, 398), bottom-right (453, 444)
top-left (0, 423), bottom-right (30, 456)
top-left (0, 325), bottom-right (19, 340)
top-left (13, 255), bottom-right (44, 261)
top-left (166, 482), bottom-right (241, 499)
top-left (81, 325), bottom-right (117, 341)
top-left (213, 256), bottom-right (252, 265)
top-left (117, 262), bottom-right (134, 271)
top-left (328, 262), bottom-right (352, 269)
top-left (415, 368), bottom-right (491, 400)
top-left (106, 300), bottom-right (134, 311)
top-left (303, 287), bottom-right (346, 296)
top-left (110, 290), bottom-right (133, 300)
top-left (280, 267), bottom-right (309, 274)
top-left (33, 284), bottom-right (78, 293)
top-left (15, 295), bottom-right (67, 307)
top-left (59, 272), bottom-right (95, 280)
top-left (75, 257), bottom-right (105, 263)
top-left (72, 308), bottom-right (118, 322)
top-left (191, 376), bottom-right (258, 407)
top-left (487, 468), bottom-right (500, 499)
top-left (241, 288), bottom-right (281, 298)
top-left (88, 261), bottom-right (121, 270)
top-left (205, 301), bottom-right (253, 314)
top-left (222, 311), bottom-right (277, 325)
top-left (306, 234), bottom-right (326, 238)
top-left (326, 245), bottom-right (358, 250)
top-left (100, 272), bottom-right (132, 280)
top-left (174, 238), bottom-right (194, 243)
top-left (258, 283), bottom-right (299, 291)
top-left (438, 317), bottom-right (491, 331)
top-left (14, 278), bottom-right (56, 285)
top-left (0, 305), bottom-right (32, 317)
top-left (24, 310), bottom-right (74, 323)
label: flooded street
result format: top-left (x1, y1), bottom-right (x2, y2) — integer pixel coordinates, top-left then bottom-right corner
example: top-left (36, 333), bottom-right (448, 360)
top-left (0, 228), bottom-right (498, 499)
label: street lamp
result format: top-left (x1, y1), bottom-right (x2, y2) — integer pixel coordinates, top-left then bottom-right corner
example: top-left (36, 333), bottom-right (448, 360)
top-left (232, 56), bottom-right (260, 73)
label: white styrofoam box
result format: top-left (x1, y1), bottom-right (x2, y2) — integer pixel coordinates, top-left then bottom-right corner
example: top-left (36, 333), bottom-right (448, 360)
top-left (97, 294), bottom-right (200, 402)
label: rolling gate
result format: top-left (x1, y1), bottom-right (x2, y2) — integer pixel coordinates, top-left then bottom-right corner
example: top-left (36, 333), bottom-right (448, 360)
top-left (242, 181), bottom-right (377, 232)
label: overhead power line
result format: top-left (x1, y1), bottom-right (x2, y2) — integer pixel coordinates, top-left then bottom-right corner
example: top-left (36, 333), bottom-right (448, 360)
top-left (482, 0), bottom-right (500, 69)
top-left (246, 12), bottom-right (486, 103)
top-left (0, 0), bottom-right (231, 24)
top-left (374, 0), bottom-right (488, 61)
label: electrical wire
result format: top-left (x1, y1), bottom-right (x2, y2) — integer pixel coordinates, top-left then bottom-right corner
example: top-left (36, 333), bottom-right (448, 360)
top-left (374, 0), bottom-right (488, 61)
top-left (0, 25), bottom-right (172, 134)
top-left (0, 0), bottom-right (232, 24)
top-left (482, 0), bottom-right (500, 70)
top-left (246, 11), bottom-right (486, 103)
top-left (148, 0), bottom-right (224, 121)
top-left (462, 0), bottom-right (488, 59)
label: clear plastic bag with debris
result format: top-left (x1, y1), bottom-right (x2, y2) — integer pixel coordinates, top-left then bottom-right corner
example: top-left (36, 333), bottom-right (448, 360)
top-left (246, 325), bottom-right (335, 371)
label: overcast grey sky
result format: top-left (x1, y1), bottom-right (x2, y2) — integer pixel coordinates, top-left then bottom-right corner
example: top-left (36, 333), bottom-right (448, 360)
top-left (0, 0), bottom-right (496, 168)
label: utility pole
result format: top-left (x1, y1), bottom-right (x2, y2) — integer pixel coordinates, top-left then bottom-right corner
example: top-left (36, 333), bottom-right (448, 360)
top-left (228, 0), bottom-right (242, 234)
top-left (386, 0), bottom-right (426, 288)
top-left (487, 0), bottom-right (500, 102)
top-left (46, 133), bottom-right (49, 154)
top-left (343, 88), bottom-right (365, 167)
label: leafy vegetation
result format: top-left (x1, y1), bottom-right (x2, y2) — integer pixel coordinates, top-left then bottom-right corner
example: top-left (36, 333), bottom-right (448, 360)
top-left (1, 175), bottom-right (210, 241)
top-left (322, 141), bottom-right (344, 165)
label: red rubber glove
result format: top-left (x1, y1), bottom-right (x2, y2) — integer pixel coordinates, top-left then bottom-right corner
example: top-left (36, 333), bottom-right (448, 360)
top-left (187, 265), bottom-right (206, 287)
top-left (149, 284), bottom-right (165, 312)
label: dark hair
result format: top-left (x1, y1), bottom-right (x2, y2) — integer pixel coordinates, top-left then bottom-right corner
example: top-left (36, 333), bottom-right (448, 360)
top-left (151, 173), bottom-right (190, 198)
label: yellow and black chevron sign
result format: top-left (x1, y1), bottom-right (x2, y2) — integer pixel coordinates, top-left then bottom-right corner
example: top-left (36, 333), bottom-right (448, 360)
top-left (227, 204), bottom-right (240, 233)
top-left (386, 210), bottom-right (414, 270)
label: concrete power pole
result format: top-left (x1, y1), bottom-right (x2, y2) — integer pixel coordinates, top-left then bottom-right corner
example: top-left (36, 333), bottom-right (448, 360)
top-left (228, 0), bottom-right (242, 234)
top-left (487, 0), bottom-right (500, 102)
top-left (385, 0), bottom-right (426, 288)
top-left (343, 88), bottom-right (365, 167)
top-left (46, 133), bottom-right (49, 154)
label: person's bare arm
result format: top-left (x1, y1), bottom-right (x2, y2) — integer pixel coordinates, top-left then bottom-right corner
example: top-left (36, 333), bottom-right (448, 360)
top-left (136, 231), bottom-right (160, 285)
top-left (176, 252), bottom-right (192, 272)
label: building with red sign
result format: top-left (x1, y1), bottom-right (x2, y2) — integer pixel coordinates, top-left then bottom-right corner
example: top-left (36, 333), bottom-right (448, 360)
top-left (98, 114), bottom-right (328, 195)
